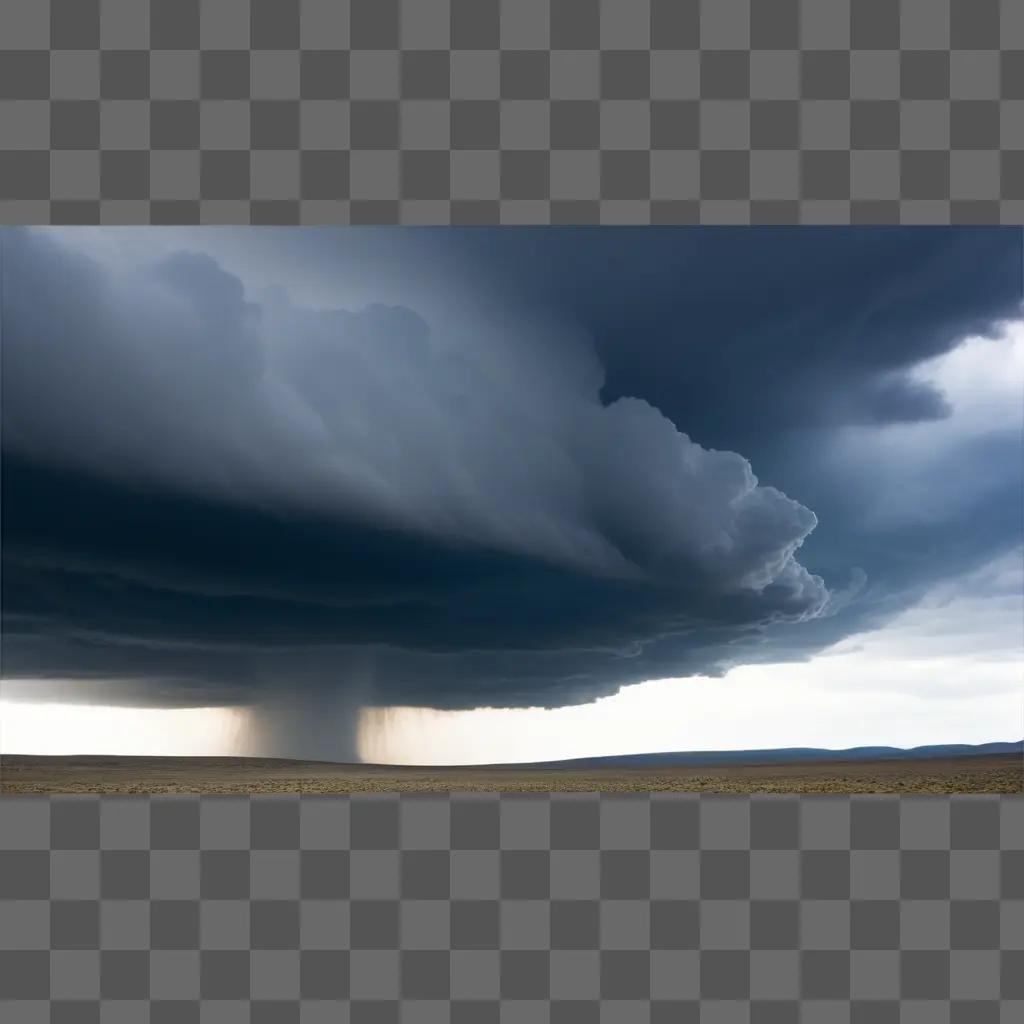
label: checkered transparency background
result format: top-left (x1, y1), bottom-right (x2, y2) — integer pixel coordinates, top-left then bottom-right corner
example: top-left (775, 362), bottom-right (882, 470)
top-left (2, 0), bottom-right (1024, 1018)
top-left (0, 795), bottom-right (1021, 1022)
top-left (0, 0), bottom-right (1021, 223)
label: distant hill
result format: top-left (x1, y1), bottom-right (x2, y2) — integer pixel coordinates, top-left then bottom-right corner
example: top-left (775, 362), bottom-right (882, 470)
top-left (516, 740), bottom-right (1024, 770)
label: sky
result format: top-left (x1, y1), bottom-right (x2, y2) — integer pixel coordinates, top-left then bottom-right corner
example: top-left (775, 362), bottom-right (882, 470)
top-left (1, 226), bottom-right (1021, 763)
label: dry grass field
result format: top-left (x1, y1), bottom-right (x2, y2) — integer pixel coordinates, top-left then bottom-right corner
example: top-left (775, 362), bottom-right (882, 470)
top-left (2, 753), bottom-right (1020, 795)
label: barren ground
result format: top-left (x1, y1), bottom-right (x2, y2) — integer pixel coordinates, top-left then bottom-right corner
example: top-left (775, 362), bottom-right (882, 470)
top-left (1, 753), bottom-right (1020, 794)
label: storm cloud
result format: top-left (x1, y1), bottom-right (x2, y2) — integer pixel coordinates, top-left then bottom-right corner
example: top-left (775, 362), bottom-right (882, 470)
top-left (1, 226), bottom-right (1021, 757)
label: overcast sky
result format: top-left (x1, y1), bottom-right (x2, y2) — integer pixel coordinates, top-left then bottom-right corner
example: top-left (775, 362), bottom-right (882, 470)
top-left (1, 226), bottom-right (1021, 762)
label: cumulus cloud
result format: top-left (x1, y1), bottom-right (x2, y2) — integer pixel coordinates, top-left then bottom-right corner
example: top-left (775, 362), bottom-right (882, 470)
top-left (2, 227), bottom-right (825, 607)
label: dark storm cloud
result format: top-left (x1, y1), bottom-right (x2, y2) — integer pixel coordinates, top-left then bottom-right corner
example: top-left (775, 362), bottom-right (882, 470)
top-left (2, 227), bottom-right (831, 712)
top-left (450, 227), bottom-right (1021, 448)
top-left (240, 227), bottom-right (1019, 443)
top-left (1, 226), bottom-right (1020, 724)
top-left (2, 228), bottom-right (823, 588)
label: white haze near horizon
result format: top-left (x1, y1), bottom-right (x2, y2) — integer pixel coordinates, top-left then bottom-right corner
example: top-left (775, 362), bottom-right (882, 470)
top-left (0, 701), bottom-right (255, 757)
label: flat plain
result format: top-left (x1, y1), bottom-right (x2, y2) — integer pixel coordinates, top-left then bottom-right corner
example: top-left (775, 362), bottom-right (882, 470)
top-left (1, 753), bottom-right (1020, 795)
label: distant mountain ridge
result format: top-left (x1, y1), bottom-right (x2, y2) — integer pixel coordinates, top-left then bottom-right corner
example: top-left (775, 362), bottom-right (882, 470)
top-left (517, 740), bottom-right (1024, 770)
